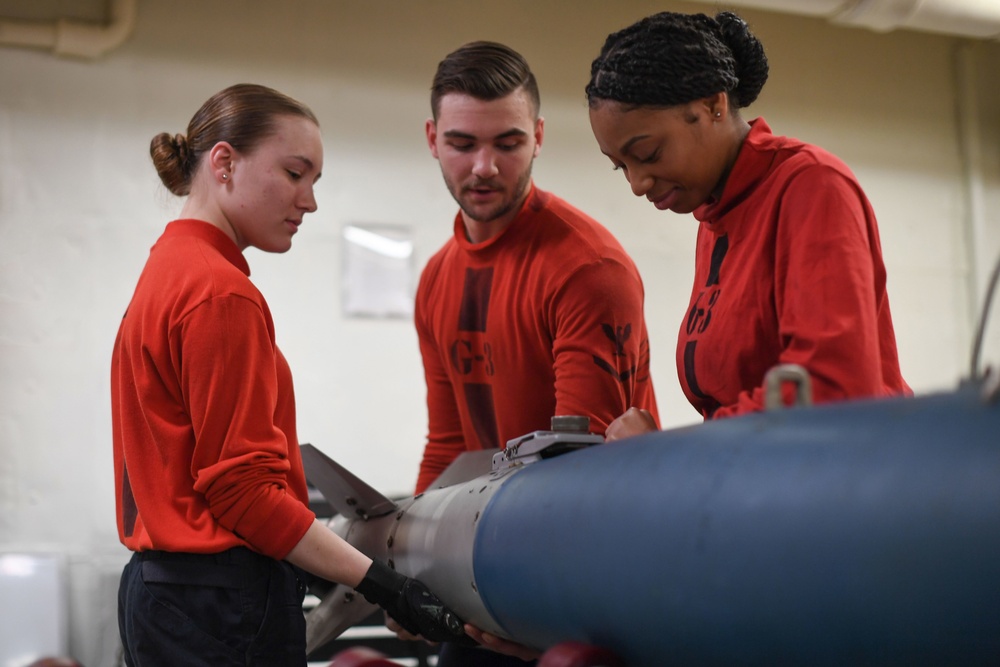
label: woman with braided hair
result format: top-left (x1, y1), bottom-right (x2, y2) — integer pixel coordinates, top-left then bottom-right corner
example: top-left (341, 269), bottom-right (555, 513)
top-left (587, 11), bottom-right (910, 437)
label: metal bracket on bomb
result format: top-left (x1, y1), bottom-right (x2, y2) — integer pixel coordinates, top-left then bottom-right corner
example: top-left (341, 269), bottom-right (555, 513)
top-left (492, 415), bottom-right (605, 473)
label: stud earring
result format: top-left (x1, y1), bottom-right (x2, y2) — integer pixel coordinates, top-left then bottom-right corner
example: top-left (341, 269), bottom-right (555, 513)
top-left (222, 173), bottom-right (228, 180)
top-left (714, 111), bottom-right (722, 118)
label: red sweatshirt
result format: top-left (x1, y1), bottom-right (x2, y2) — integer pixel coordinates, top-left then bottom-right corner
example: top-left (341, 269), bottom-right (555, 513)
top-left (111, 220), bottom-right (314, 559)
top-left (680, 119), bottom-right (910, 419)
top-left (415, 186), bottom-right (659, 493)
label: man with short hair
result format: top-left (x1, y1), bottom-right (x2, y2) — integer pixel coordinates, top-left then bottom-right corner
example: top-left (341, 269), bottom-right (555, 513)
top-left (413, 41), bottom-right (660, 665)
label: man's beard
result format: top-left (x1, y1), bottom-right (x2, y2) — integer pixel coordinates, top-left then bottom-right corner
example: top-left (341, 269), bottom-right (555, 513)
top-left (446, 164), bottom-right (533, 225)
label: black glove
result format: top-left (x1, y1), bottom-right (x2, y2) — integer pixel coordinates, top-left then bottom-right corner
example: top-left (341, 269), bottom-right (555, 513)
top-left (355, 560), bottom-right (467, 642)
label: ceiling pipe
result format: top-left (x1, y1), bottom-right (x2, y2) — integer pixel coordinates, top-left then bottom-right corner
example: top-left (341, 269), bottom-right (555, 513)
top-left (689, 0), bottom-right (1000, 40)
top-left (0, 0), bottom-right (137, 59)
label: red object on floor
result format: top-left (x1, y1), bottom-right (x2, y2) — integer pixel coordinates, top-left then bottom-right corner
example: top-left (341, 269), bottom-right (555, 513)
top-left (538, 641), bottom-right (626, 667)
top-left (327, 646), bottom-right (403, 667)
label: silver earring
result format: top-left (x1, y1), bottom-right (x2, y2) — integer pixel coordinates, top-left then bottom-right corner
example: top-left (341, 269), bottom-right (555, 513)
top-left (222, 173), bottom-right (228, 180)
top-left (714, 111), bottom-right (722, 118)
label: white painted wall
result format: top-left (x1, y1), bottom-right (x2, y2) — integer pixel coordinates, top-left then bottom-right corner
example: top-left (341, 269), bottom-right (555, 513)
top-left (1, 1), bottom-right (998, 664)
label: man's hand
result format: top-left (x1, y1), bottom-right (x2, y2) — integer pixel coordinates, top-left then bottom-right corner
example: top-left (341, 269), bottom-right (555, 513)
top-left (605, 407), bottom-right (658, 442)
top-left (465, 624), bottom-right (542, 661)
top-left (354, 560), bottom-right (466, 642)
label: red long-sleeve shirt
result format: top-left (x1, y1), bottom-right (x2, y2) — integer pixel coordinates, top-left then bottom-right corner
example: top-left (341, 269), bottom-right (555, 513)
top-left (111, 220), bottom-right (314, 558)
top-left (415, 186), bottom-right (659, 493)
top-left (679, 119), bottom-right (910, 419)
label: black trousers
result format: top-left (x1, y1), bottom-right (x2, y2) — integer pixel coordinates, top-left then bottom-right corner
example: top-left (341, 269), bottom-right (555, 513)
top-left (118, 547), bottom-right (308, 666)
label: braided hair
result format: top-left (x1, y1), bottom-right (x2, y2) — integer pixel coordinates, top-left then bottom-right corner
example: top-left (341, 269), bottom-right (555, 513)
top-left (585, 11), bottom-right (768, 110)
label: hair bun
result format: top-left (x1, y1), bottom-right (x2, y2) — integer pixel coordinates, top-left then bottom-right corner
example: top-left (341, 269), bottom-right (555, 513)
top-left (170, 133), bottom-right (190, 168)
top-left (715, 11), bottom-right (769, 108)
top-left (149, 131), bottom-right (191, 196)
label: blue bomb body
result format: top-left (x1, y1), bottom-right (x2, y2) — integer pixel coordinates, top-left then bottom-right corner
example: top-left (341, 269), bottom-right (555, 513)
top-left (304, 382), bottom-right (1000, 666)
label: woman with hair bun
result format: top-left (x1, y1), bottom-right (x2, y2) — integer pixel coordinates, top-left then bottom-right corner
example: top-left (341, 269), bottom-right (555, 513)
top-left (112, 83), bottom-right (464, 666)
top-left (587, 11), bottom-right (910, 436)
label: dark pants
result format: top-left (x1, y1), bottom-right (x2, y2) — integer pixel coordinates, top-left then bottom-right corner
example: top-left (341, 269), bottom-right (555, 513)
top-left (118, 547), bottom-right (308, 667)
top-left (437, 642), bottom-right (538, 667)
